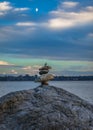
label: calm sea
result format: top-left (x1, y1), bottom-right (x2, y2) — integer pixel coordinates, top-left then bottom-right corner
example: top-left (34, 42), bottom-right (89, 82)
top-left (0, 81), bottom-right (93, 104)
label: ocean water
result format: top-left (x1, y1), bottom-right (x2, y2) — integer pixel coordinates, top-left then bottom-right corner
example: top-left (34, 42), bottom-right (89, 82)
top-left (0, 81), bottom-right (93, 104)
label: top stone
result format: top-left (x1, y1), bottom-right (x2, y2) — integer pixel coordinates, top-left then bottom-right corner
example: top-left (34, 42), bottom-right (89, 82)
top-left (39, 63), bottom-right (52, 75)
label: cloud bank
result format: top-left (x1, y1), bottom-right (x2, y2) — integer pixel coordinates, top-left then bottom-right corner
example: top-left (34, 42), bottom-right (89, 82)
top-left (0, 0), bottom-right (93, 75)
top-left (0, 1), bottom-right (29, 16)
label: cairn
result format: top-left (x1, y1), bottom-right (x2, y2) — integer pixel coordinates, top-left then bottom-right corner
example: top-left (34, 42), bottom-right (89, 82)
top-left (35, 63), bottom-right (54, 85)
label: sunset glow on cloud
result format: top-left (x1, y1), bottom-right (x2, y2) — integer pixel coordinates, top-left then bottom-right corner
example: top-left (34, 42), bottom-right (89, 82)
top-left (0, 61), bottom-right (14, 65)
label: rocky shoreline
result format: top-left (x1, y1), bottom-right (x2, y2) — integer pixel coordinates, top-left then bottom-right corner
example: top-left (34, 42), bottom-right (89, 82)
top-left (0, 85), bottom-right (93, 130)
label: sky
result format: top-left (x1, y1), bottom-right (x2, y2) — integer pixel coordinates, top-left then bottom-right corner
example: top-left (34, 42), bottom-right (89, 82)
top-left (0, 0), bottom-right (93, 76)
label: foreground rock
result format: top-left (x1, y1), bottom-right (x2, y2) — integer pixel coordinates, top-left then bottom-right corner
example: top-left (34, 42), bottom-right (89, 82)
top-left (0, 86), bottom-right (93, 130)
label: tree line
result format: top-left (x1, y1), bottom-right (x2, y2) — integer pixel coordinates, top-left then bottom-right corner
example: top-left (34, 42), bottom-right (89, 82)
top-left (0, 75), bottom-right (93, 81)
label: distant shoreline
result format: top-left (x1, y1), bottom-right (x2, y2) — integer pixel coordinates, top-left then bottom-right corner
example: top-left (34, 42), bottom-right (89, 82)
top-left (0, 75), bottom-right (93, 81)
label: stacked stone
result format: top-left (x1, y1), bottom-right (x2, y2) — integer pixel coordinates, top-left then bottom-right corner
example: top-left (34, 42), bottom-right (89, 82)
top-left (35, 63), bottom-right (54, 85)
top-left (39, 63), bottom-right (51, 75)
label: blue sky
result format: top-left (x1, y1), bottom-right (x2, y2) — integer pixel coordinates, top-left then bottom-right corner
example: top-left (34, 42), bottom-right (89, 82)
top-left (0, 0), bottom-right (93, 75)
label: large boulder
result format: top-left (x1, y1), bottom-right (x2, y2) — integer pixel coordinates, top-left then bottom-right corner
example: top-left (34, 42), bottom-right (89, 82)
top-left (0, 85), bottom-right (93, 130)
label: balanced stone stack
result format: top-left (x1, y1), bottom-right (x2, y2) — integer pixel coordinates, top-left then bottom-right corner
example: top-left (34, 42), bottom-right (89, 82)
top-left (35, 63), bottom-right (54, 85)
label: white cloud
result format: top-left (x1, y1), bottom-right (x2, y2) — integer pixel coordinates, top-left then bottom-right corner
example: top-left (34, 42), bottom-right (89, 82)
top-left (11, 69), bottom-right (18, 74)
top-left (33, 65), bottom-right (42, 69)
top-left (85, 6), bottom-right (93, 11)
top-left (0, 1), bottom-right (12, 16)
top-left (22, 66), bottom-right (32, 70)
top-left (22, 65), bottom-right (41, 71)
top-left (0, 61), bottom-right (14, 65)
top-left (14, 8), bottom-right (29, 12)
top-left (48, 18), bottom-right (74, 29)
top-left (0, 1), bottom-right (12, 11)
top-left (61, 1), bottom-right (79, 8)
top-left (48, 5), bottom-right (93, 29)
top-left (22, 65), bottom-right (40, 75)
top-left (0, 61), bottom-right (9, 65)
top-left (0, 1), bottom-right (30, 16)
top-left (16, 22), bottom-right (36, 26)
top-left (0, 12), bottom-right (4, 16)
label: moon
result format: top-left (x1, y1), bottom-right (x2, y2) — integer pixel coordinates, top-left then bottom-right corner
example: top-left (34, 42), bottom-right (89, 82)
top-left (35, 8), bottom-right (38, 12)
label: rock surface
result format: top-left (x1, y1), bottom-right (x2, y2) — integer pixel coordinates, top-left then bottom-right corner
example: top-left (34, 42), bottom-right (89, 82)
top-left (0, 85), bottom-right (93, 130)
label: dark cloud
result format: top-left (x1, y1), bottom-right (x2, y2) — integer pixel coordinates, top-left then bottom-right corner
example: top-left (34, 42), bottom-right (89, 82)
top-left (0, 21), bottom-right (93, 61)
